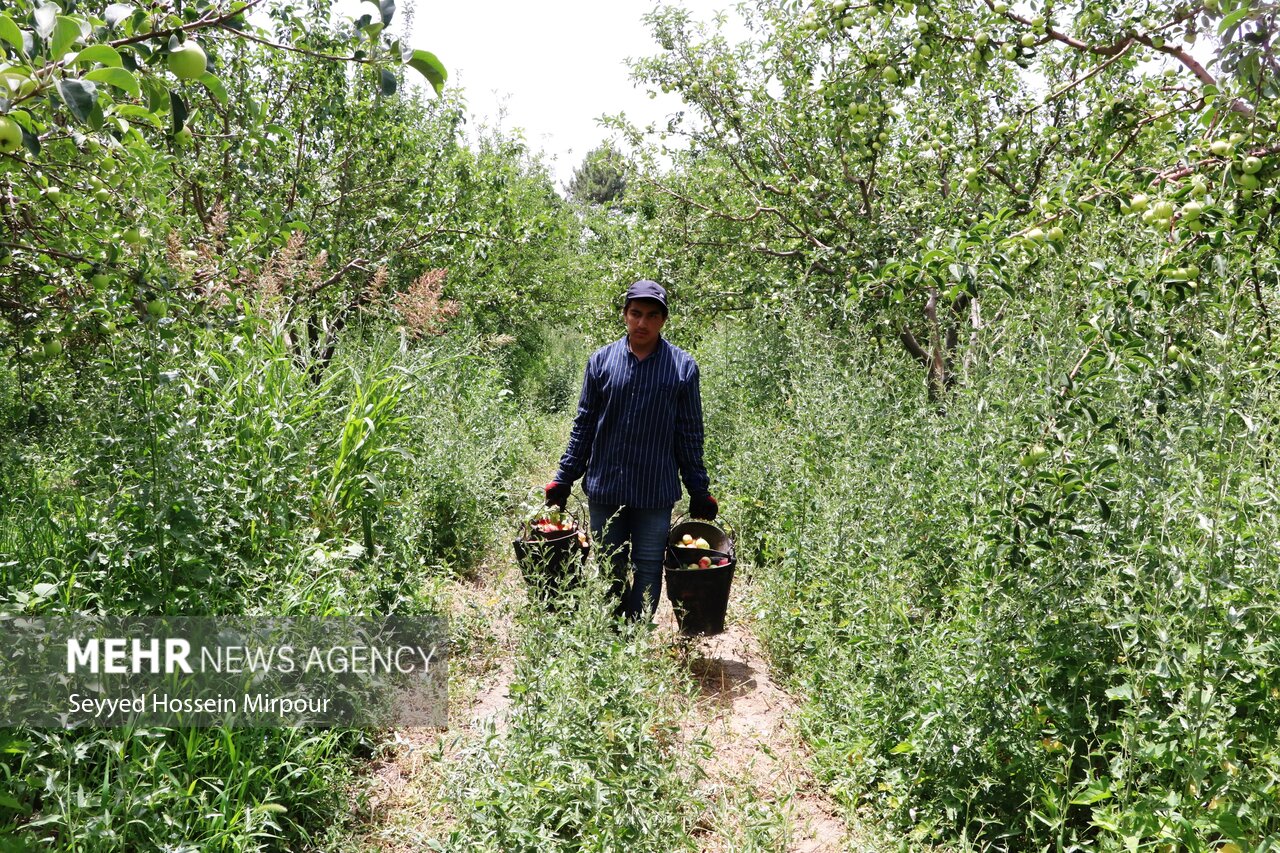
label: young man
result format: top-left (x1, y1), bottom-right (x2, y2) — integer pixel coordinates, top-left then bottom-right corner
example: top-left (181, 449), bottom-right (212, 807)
top-left (545, 279), bottom-right (717, 619)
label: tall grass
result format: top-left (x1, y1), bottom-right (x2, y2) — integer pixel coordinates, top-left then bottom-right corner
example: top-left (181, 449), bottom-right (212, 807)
top-left (0, 309), bottom-right (565, 849)
top-left (437, 579), bottom-right (708, 852)
top-left (695, 292), bottom-right (1280, 849)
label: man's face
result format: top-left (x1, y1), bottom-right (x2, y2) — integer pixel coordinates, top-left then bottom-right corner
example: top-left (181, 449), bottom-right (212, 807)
top-left (624, 300), bottom-right (667, 344)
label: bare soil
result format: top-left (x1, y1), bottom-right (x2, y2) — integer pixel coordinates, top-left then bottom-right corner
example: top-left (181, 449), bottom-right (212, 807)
top-left (658, 580), bottom-right (853, 852)
top-left (355, 556), bottom-right (525, 851)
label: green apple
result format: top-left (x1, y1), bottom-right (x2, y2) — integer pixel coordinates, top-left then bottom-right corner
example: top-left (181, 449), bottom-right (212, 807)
top-left (0, 115), bottom-right (21, 153)
top-left (123, 227), bottom-right (144, 244)
top-left (1152, 200), bottom-right (1175, 220)
top-left (91, 273), bottom-right (112, 288)
top-left (1025, 227), bottom-right (1046, 244)
top-left (1180, 200), bottom-right (1204, 219)
top-left (1238, 172), bottom-right (1260, 190)
top-left (1047, 225), bottom-right (1065, 242)
top-left (1209, 139), bottom-right (1233, 157)
top-left (1020, 444), bottom-right (1048, 467)
top-left (1241, 156), bottom-right (1263, 175)
top-left (168, 41), bottom-right (207, 81)
top-left (993, 0), bottom-right (1008, 11)
top-left (1020, 32), bottom-right (1036, 47)
top-left (1129, 193), bottom-right (1149, 213)
top-left (146, 298), bottom-right (169, 318)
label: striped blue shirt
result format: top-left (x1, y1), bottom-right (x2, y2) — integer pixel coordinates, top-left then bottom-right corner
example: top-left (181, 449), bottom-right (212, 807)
top-left (554, 336), bottom-right (710, 509)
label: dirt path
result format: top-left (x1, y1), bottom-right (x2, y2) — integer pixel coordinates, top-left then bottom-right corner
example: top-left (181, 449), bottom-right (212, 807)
top-left (357, 521), bottom-right (864, 851)
top-left (657, 580), bottom-right (853, 852)
top-left (357, 556), bottom-right (526, 851)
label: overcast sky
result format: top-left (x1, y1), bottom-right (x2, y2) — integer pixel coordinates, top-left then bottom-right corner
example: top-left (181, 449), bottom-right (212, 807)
top-left (405, 0), bottom-right (747, 190)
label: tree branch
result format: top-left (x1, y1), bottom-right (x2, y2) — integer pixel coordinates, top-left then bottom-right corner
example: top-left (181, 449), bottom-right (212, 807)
top-left (106, 0), bottom-right (268, 49)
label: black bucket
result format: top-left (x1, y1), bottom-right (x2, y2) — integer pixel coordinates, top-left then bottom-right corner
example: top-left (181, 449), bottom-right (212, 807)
top-left (664, 517), bottom-right (735, 636)
top-left (513, 517), bottom-right (590, 607)
top-left (665, 558), bottom-right (736, 636)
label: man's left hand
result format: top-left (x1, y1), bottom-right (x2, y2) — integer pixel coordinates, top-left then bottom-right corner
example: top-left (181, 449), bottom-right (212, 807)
top-left (690, 493), bottom-right (718, 521)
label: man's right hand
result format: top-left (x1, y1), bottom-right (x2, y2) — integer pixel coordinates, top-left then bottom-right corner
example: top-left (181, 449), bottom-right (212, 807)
top-left (544, 481), bottom-right (571, 510)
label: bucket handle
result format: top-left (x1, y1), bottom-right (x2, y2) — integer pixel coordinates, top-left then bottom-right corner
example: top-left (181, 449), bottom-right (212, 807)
top-left (522, 488), bottom-right (590, 540)
top-left (671, 507), bottom-right (737, 548)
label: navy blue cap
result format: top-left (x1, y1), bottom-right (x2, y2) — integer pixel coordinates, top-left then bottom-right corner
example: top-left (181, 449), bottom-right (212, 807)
top-left (624, 279), bottom-right (668, 315)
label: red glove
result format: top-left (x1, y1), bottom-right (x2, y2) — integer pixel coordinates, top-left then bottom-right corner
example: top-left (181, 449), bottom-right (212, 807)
top-left (544, 481), bottom-right (571, 510)
top-left (689, 493), bottom-right (718, 521)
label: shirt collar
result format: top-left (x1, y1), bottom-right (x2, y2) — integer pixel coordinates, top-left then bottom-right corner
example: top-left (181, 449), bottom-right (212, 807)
top-left (624, 334), bottom-right (668, 361)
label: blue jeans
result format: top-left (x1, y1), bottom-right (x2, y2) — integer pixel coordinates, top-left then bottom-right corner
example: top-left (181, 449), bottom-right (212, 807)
top-left (589, 502), bottom-right (672, 620)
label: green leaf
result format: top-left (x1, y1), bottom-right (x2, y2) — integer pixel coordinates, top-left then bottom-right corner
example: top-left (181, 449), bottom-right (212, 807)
top-left (199, 72), bottom-right (227, 105)
top-left (0, 793), bottom-right (30, 814)
top-left (33, 4), bottom-right (57, 40)
top-left (20, 123), bottom-right (39, 156)
top-left (56, 78), bottom-right (97, 123)
top-left (73, 43), bottom-right (123, 67)
top-left (1219, 5), bottom-right (1253, 35)
top-left (889, 740), bottom-right (915, 754)
top-left (141, 75), bottom-right (168, 113)
top-left (1070, 781), bottom-right (1113, 805)
top-left (378, 0), bottom-right (395, 24)
top-left (112, 103), bottom-right (161, 127)
top-left (87, 97), bottom-right (105, 131)
top-left (404, 48), bottom-right (446, 95)
top-left (85, 67), bottom-right (139, 98)
top-left (50, 15), bottom-right (82, 59)
top-left (1105, 684), bottom-right (1133, 700)
top-left (170, 89), bottom-right (187, 135)
top-left (104, 3), bottom-right (134, 29)
top-left (0, 15), bottom-right (23, 52)
top-left (379, 67), bottom-right (397, 96)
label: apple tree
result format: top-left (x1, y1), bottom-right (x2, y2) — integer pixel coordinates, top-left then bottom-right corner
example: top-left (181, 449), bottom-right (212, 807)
top-left (0, 0), bottom-right (445, 368)
top-left (617, 0), bottom-right (1280, 846)
top-left (624, 0), bottom-right (1276, 398)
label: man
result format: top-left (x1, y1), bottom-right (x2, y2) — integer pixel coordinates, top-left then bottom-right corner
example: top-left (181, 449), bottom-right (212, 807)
top-left (544, 279), bottom-right (718, 619)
